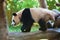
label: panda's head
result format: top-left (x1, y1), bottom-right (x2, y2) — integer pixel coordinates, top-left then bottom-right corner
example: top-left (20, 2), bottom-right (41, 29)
top-left (11, 13), bottom-right (21, 26)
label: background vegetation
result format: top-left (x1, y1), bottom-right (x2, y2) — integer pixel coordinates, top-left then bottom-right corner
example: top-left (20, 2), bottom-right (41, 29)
top-left (6, 0), bottom-right (60, 32)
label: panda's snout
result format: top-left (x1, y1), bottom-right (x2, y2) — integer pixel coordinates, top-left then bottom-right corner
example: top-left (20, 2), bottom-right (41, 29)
top-left (11, 21), bottom-right (15, 26)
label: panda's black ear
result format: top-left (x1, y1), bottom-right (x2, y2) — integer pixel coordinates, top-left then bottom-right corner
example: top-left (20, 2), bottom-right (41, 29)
top-left (12, 13), bottom-right (17, 16)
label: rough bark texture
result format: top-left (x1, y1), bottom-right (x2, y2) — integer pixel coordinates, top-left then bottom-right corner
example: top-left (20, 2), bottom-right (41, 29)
top-left (38, 0), bottom-right (48, 9)
top-left (9, 30), bottom-right (60, 40)
top-left (0, 0), bottom-right (8, 40)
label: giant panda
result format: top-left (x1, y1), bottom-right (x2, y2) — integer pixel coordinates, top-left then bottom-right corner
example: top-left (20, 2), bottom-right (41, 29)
top-left (11, 8), bottom-right (56, 32)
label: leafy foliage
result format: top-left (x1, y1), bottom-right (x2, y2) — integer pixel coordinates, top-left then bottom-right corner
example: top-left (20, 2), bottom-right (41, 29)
top-left (7, 0), bottom-right (39, 12)
top-left (9, 24), bottom-right (39, 32)
top-left (47, 0), bottom-right (60, 10)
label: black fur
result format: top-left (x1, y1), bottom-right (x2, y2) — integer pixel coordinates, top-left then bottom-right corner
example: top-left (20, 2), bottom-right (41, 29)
top-left (38, 18), bottom-right (47, 31)
top-left (21, 21), bottom-right (33, 32)
top-left (12, 13), bottom-right (17, 16)
top-left (20, 8), bottom-right (34, 32)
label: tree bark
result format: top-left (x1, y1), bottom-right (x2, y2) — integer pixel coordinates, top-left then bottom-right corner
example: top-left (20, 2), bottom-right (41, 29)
top-left (38, 0), bottom-right (48, 9)
top-left (0, 0), bottom-right (8, 40)
top-left (9, 31), bottom-right (60, 40)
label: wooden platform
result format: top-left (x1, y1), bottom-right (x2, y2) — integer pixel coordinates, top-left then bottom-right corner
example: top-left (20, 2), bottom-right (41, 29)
top-left (8, 28), bottom-right (60, 40)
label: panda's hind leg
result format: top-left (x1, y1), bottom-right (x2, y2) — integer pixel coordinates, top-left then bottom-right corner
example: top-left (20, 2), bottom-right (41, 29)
top-left (38, 19), bottom-right (47, 31)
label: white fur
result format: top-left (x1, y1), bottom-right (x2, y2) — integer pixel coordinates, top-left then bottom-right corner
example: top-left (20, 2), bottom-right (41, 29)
top-left (30, 8), bottom-right (56, 22)
top-left (11, 16), bottom-right (15, 25)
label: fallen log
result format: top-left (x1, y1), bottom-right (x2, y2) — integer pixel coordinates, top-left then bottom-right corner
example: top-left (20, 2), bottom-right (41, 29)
top-left (8, 28), bottom-right (60, 40)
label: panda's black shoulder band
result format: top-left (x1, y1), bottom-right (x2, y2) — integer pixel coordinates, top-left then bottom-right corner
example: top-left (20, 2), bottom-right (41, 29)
top-left (12, 13), bottom-right (17, 16)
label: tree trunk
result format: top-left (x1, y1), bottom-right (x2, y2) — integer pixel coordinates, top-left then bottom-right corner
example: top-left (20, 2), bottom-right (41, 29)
top-left (0, 0), bottom-right (8, 40)
top-left (38, 0), bottom-right (48, 9)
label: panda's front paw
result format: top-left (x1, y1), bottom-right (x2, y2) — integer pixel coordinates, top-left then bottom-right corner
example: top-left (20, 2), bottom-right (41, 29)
top-left (21, 27), bottom-right (30, 32)
top-left (39, 28), bottom-right (47, 31)
top-left (21, 29), bottom-right (30, 32)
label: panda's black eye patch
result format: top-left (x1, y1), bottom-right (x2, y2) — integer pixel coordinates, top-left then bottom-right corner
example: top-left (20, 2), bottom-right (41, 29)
top-left (12, 13), bottom-right (17, 16)
top-left (13, 20), bottom-right (15, 22)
